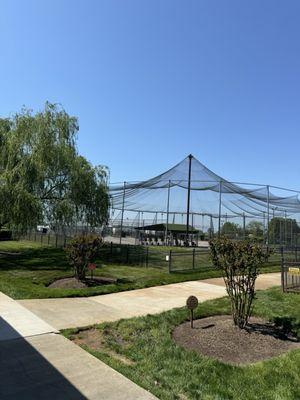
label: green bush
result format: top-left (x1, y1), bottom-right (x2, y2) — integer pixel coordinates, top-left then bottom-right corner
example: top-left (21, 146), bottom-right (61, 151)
top-left (210, 238), bottom-right (269, 328)
top-left (64, 234), bottom-right (103, 280)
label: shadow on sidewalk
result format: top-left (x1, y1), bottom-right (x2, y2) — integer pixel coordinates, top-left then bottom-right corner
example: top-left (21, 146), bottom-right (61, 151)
top-left (0, 317), bottom-right (86, 399)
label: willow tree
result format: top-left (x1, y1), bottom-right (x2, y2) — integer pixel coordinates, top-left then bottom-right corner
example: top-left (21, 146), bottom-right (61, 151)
top-left (0, 102), bottom-right (109, 232)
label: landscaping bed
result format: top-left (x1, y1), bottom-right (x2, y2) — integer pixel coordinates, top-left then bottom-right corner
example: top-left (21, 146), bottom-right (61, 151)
top-left (172, 315), bottom-right (300, 365)
top-left (48, 276), bottom-right (118, 289)
top-left (64, 288), bottom-right (300, 400)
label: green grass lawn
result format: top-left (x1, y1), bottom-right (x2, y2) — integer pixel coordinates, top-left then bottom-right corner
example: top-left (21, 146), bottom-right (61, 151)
top-left (64, 288), bottom-right (300, 400)
top-left (0, 240), bottom-right (280, 300)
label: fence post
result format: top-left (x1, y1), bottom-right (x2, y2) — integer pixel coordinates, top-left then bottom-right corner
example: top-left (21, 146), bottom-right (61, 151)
top-left (192, 248), bottom-right (195, 270)
top-left (63, 236), bottom-right (67, 248)
top-left (280, 246), bottom-right (285, 292)
top-left (34, 232), bottom-right (37, 242)
top-left (40, 234), bottom-right (43, 246)
top-left (281, 255), bottom-right (285, 292)
top-left (55, 234), bottom-right (58, 248)
top-left (146, 247), bottom-right (149, 268)
top-left (168, 250), bottom-right (172, 273)
top-left (110, 241), bottom-right (113, 257)
top-left (126, 245), bottom-right (129, 263)
top-left (48, 234), bottom-right (50, 246)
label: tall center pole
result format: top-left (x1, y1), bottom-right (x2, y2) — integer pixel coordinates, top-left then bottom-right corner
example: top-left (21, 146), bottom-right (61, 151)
top-left (266, 185), bottom-right (270, 246)
top-left (186, 154), bottom-right (193, 245)
top-left (218, 180), bottom-right (222, 237)
top-left (119, 181), bottom-right (126, 245)
top-left (165, 180), bottom-right (171, 245)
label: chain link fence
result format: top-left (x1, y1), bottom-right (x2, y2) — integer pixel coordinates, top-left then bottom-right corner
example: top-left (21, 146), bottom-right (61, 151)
top-left (19, 231), bottom-right (284, 273)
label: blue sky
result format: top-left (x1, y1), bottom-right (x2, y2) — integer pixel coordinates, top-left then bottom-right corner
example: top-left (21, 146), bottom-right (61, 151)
top-left (1, 0), bottom-right (300, 188)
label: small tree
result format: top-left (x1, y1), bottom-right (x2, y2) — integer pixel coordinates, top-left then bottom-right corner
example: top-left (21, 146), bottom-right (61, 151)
top-left (65, 234), bottom-right (103, 280)
top-left (210, 238), bottom-right (269, 328)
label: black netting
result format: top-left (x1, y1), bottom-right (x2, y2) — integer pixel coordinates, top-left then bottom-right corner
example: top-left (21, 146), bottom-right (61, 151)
top-left (109, 155), bottom-right (300, 222)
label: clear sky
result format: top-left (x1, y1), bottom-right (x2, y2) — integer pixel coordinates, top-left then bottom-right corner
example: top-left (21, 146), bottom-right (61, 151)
top-left (1, 0), bottom-right (300, 188)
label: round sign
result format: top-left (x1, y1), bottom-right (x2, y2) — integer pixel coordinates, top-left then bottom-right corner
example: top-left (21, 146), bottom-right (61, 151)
top-left (88, 263), bottom-right (96, 271)
top-left (186, 295), bottom-right (198, 310)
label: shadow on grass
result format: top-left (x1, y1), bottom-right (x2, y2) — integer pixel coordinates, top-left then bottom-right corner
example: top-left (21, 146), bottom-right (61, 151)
top-left (0, 247), bottom-right (70, 272)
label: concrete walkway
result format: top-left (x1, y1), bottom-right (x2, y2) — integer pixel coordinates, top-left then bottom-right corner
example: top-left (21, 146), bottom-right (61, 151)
top-left (0, 292), bottom-right (157, 399)
top-left (0, 273), bottom-right (280, 399)
top-left (19, 273), bottom-right (280, 330)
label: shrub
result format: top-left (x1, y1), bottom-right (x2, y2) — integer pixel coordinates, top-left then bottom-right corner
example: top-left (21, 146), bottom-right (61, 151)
top-left (210, 238), bottom-right (269, 328)
top-left (64, 234), bottom-right (103, 280)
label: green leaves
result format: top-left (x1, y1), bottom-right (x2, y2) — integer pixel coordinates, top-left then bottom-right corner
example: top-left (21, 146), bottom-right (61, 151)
top-left (210, 238), bottom-right (270, 328)
top-left (0, 102), bottom-right (109, 231)
top-left (65, 234), bottom-right (103, 280)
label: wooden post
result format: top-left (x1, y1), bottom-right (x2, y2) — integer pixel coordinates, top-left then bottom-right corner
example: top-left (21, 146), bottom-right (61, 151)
top-left (190, 309), bottom-right (194, 328)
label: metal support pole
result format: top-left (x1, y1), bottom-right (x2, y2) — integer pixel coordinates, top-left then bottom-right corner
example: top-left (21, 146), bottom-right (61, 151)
top-left (263, 212), bottom-right (266, 242)
top-left (136, 211), bottom-right (140, 245)
top-left (280, 217), bottom-right (282, 245)
top-left (284, 210), bottom-right (287, 246)
top-left (119, 181), bottom-right (126, 245)
top-left (243, 213), bottom-right (246, 240)
top-left (165, 180), bottom-right (171, 245)
top-left (191, 213), bottom-right (194, 244)
top-left (218, 181), bottom-right (222, 237)
top-left (272, 208), bottom-right (275, 245)
top-left (186, 154), bottom-right (193, 245)
top-left (192, 248), bottom-right (195, 270)
top-left (142, 214), bottom-right (144, 244)
top-left (168, 249), bottom-right (172, 273)
top-left (267, 185), bottom-right (270, 246)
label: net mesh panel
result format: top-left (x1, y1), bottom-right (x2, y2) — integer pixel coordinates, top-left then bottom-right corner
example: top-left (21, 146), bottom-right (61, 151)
top-left (109, 155), bottom-right (300, 224)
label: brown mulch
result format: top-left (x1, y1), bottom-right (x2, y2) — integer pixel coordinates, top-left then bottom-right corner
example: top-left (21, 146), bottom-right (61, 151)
top-left (48, 276), bottom-right (117, 289)
top-left (172, 315), bottom-right (300, 365)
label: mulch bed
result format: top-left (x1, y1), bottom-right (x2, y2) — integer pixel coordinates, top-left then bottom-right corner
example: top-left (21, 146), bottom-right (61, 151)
top-left (172, 315), bottom-right (300, 365)
top-left (48, 276), bottom-right (117, 289)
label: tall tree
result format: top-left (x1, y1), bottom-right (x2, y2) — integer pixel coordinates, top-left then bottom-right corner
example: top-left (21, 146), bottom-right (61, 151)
top-left (0, 102), bottom-right (109, 232)
top-left (268, 217), bottom-right (300, 245)
top-left (246, 221), bottom-right (264, 240)
top-left (220, 221), bottom-right (241, 239)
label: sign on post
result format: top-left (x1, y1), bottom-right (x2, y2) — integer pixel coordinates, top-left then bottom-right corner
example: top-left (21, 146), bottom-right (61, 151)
top-left (186, 295), bottom-right (198, 328)
top-left (88, 263), bottom-right (96, 279)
